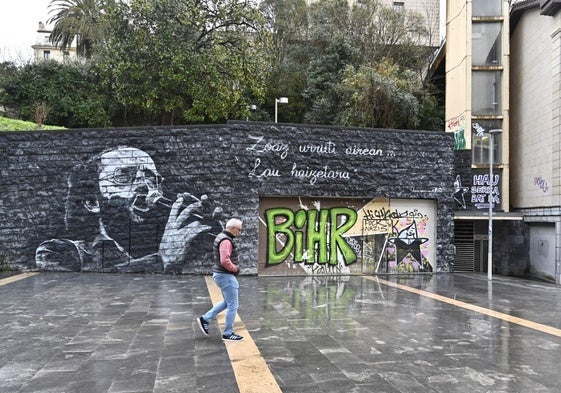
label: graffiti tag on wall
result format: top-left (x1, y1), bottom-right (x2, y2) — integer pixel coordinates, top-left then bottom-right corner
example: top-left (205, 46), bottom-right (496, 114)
top-left (356, 203), bottom-right (432, 273)
top-left (534, 176), bottom-right (549, 193)
top-left (258, 197), bottom-right (435, 275)
top-left (265, 206), bottom-right (358, 266)
top-left (447, 114), bottom-right (466, 150)
top-left (471, 173), bottom-right (501, 209)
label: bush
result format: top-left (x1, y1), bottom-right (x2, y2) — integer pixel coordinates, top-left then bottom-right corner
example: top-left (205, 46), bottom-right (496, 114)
top-left (0, 61), bottom-right (110, 128)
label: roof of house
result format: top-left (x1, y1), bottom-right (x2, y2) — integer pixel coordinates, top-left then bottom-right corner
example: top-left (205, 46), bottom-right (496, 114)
top-left (511, 0), bottom-right (561, 32)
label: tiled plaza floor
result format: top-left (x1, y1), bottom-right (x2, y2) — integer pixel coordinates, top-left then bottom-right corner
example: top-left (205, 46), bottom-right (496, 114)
top-left (1, 272), bottom-right (561, 392)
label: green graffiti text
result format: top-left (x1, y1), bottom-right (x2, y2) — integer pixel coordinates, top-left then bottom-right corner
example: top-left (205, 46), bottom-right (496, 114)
top-left (265, 207), bottom-right (358, 266)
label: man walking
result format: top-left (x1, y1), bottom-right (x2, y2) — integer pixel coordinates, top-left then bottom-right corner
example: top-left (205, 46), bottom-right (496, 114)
top-left (197, 218), bottom-right (244, 341)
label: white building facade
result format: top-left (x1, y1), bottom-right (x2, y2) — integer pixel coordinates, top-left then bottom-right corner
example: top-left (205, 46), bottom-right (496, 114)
top-left (31, 22), bottom-right (77, 63)
top-left (510, 0), bottom-right (561, 283)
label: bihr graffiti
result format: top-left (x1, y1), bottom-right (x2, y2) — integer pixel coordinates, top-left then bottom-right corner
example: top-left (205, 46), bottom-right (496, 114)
top-left (264, 206), bottom-right (358, 266)
top-left (258, 197), bottom-right (436, 276)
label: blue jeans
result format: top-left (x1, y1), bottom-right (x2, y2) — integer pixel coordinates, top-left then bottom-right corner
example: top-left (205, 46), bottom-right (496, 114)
top-left (203, 273), bottom-right (239, 336)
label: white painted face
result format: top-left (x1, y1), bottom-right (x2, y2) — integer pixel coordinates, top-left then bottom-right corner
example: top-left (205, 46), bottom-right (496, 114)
top-left (98, 147), bottom-right (163, 221)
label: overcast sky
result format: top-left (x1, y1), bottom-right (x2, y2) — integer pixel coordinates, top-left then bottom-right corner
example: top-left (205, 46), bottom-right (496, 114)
top-left (0, 0), bottom-right (446, 64)
top-left (0, 0), bottom-right (51, 63)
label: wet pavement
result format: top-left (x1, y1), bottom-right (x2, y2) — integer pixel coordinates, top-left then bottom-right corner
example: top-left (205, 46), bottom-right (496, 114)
top-left (1, 272), bottom-right (561, 392)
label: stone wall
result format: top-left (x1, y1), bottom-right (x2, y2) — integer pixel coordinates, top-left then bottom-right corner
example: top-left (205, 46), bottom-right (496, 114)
top-left (0, 122), bottom-right (456, 274)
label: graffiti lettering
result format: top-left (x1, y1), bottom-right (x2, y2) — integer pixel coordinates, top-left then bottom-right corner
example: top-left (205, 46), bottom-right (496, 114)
top-left (473, 174), bottom-right (499, 186)
top-left (446, 114), bottom-right (465, 131)
top-left (345, 145), bottom-right (383, 156)
top-left (248, 158), bottom-right (280, 179)
top-left (471, 185), bottom-right (500, 195)
top-left (265, 207), bottom-right (358, 266)
top-left (291, 163), bottom-right (351, 185)
top-left (471, 189), bottom-right (500, 207)
top-left (346, 237), bottom-right (361, 256)
top-left (246, 134), bottom-right (289, 159)
top-left (363, 220), bottom-right (392, 233)
top-left (471, 173), bottom-right (500, 209)
top-left (534, 176), bottom-right (549, 193)
top-left (471, 193), bottom-right (499, 204)
top-left (472, 122), bottom-right (485, 136)
top-left (447, 118), bottom-right (460, 130)
top-left (471, 194), bottom-right (486, 203)
top-left (298, 141), bottom-right (336, 155)
top-left (362, 207), bottom-right (424, 220)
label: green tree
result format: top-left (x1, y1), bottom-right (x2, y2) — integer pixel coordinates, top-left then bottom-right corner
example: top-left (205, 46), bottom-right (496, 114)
top-left (0, 62), bottom-right (19, 110)
top-left (94, 0), bottom-right (268, 125)
top-left (303, 36), bottom-right (354, 124)
top-left (302, 0), bottom-right (356, 124)
top-left (260, 0), bottom-right (310, 122)
top-left (301, 0), bottom-right (440, 127)
top-left (48, 0), bottom-right (109, 58)
top-left (1, 61), bottom-right (110, 128)
top-left (260, 0), bottom-right (309, 65)
top-left (335, 59), bottom-right (441, 130)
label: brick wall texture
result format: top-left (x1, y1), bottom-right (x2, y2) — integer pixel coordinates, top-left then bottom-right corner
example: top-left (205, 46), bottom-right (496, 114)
top-left (0, 122), bottom-right (456, 274)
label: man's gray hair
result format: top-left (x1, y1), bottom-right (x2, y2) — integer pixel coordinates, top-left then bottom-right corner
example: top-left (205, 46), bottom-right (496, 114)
top-left (225, 218), bottom-right (242, 229)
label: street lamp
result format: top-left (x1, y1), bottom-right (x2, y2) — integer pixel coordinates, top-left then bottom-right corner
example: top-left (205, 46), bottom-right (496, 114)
top-left (274, 97), bottom-right (288, 123)
top-left (487, 128), bottom-right (502, 281)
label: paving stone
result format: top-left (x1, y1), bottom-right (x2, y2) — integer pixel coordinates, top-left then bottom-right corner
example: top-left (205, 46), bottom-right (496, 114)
top-left (2, 273), bottom-right (561, 392)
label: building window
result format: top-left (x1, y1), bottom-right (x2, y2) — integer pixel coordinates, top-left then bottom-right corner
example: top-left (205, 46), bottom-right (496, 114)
top-left (43, 51), bottom-right (50, 59)
top-left (472, 22), bottom-right (502, 66)
top-left (393, 2), bottom-right (404, 12)
top-left (472, 70), bottom-right (502, 114)
top-left (472, 0), bottom-right (502, 17)
top-left (472, 120), bottom-right (502, 165)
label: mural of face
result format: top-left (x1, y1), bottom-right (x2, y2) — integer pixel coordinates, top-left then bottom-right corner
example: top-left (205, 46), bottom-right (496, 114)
top-left (98, 147), bottom-right (164, 223)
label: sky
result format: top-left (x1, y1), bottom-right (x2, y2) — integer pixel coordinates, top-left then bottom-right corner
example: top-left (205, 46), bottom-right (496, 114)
top-left (0, 0), bottom-right (51, 63)
top-left (0, 0), bottom-right (446, 64)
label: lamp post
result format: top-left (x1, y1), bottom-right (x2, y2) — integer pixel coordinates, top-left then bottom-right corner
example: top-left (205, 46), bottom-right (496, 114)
top-left (487, 128), bottom-right (502, 281)
top-left (274, 97), bottom-right (288, 123)
top-left (246, 104), bottom-right (256, 121)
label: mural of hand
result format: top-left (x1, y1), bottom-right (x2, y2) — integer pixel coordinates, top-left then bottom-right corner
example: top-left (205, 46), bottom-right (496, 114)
top-left (160, 194), bottom-right (212, 271)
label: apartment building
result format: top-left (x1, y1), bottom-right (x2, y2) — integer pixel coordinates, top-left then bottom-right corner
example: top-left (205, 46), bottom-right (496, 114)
top-left (387, 0), bottom-right (442, 46)
top-left (31, 22), bottom-right (77, 63)
top-left (342, 0), bottom-right (442, 46)
top-left (444, 0), bottom-right (529, 276)
top-left (440, 0), bottom-right (561, 283)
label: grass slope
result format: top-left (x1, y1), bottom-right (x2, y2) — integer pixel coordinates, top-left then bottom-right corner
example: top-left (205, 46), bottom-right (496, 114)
top-left (0, 116), bottom-right (65, 131)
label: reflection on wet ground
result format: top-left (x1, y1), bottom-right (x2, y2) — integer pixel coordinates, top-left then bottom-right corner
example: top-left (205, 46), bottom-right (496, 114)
top-left (242, 274), bottom-right (561, 392)
top-left (1, 272), bottom-right (561, 392)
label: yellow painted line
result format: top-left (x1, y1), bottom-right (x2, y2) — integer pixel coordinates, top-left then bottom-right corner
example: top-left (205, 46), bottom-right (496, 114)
top-left (0, 272), bottom-right (39, 286)
top-left (204, 276), bottom-right (282, 393)
top-left (365, 276), bottom-right (561, 338)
